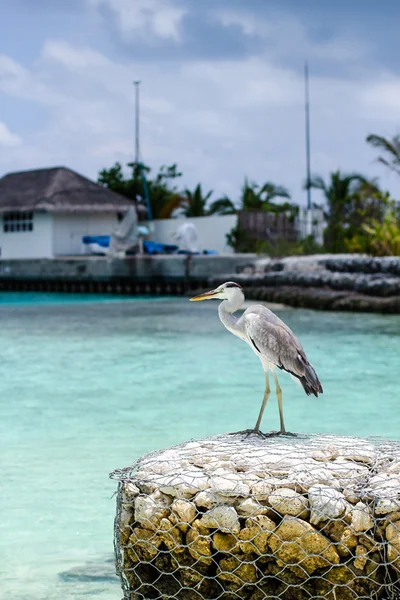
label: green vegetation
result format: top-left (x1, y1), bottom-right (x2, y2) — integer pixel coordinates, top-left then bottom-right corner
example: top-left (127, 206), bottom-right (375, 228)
top-left (98, 131), bottom-right (400, 256)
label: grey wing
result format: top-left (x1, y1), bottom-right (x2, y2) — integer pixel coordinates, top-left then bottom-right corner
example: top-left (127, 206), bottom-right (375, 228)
top-left (242, 309), bottom-right (323, 397)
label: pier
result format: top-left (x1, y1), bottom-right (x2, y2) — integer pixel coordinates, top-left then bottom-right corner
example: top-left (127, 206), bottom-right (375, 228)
top-left (0, 254), bottom-right (255, 295)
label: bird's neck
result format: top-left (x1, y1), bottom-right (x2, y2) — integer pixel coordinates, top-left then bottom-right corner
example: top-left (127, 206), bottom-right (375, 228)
top-left (218, 295), bottom-right (244, 336)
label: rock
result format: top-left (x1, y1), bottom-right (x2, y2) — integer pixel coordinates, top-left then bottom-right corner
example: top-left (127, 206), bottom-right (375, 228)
top-left (288, 465), bottom-right (337, 491)
top-left (354, 544), bottom-right (368, 570)
top-left (210, 472), bottom-right (250, 497)
top-left (375, 497), bottom-right (400, 515)
top-left (366, 472), bottom-right (400, 497)
top-left (324, 564), bottom-right (354, 585)
top-left (327, 458), bottom-right (369, 489)
top-left (158, 518), bottom-right (184, 554)
top-left (158, 470), bottom-right (210, 498)
top-left (322, 519), bottom-right (346, 543)
top-left (121, 482), bottom-right (140, 502)
top-left (186, 521), bottom-right (213, 565)
top-left (268, 487), bottom-right (309, 518)
top-left (199, 506), bottom-right (240, 534)
top-left (357, 533), bottom-right (378, 552)
top-left (119, 505), bottom-right (134, 545)
top-left (238, 515), bottom-right (276, 555)
top-left (134, 477), bottom-right (158, 495)
top-left (112, 430), bottom-right (400, 599)
top-left (268, 517), bottom-right (340, 579)
top-left (194, 490), bottom-right (217, 510)
top-left (308, 484), bottom-right (347, 525)
top-left (386, 519), bottom-right (400, 554)
top-left (236, 497), bottom-right (269, 517)
top-left (134, 490), bottom-right (172, 530)
top-left (171, 499), bottom-right (197, 528)
top-left (251, 480), bottom-right (273, 500)
top-left (350, 501), bottom-right (374, 532)
top-left (128, 527), bottom-right (162, 562)
top-left (212, 532), bottom-right (239, 553)
top-left (217, 555), bottom-right (258, 589)
top-left (338, 527), bottom-right (359, 557)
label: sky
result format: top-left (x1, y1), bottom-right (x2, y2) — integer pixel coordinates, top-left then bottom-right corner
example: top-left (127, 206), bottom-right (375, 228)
top-left (1, 0), bottom-right (400, 205)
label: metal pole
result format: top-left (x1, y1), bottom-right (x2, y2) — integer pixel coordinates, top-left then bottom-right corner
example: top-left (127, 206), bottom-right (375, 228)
top-left (305, 62), bottom-right (311, 210)
top-left (134, 80), bottom-right (140, 166)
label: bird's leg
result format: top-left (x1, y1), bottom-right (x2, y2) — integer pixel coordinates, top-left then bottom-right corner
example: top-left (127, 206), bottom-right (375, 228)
top-left (272, 370), bottom-right (286, 434)
top-left (254, 371), bottom-right (270, 434)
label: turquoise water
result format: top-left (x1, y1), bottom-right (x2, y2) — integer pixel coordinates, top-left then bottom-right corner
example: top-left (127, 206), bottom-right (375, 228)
top-left (1, 293), bottom-right (400, 599)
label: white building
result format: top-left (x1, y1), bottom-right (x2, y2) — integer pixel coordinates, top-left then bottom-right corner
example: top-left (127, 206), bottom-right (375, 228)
top-left (0, 166), bottom-right (136, 259)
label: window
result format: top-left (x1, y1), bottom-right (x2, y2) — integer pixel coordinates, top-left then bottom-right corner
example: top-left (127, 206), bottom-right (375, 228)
top-left (3, 212), bottom-right (34, 233)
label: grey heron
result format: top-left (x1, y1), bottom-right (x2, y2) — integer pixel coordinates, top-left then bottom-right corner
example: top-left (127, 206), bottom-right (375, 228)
top-left (190, 281), bottom-right (322, 435)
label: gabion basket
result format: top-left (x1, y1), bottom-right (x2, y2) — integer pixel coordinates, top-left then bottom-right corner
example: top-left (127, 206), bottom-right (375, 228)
top-left (110, 433), bottom-right (400, 600)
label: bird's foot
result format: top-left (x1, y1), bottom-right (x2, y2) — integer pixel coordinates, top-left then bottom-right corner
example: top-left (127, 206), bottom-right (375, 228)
top-left (264, 430), bottom-right (298, 438)
top-left (229, 428), bottom-right (269, 439)
top-left (229, 429), bottom-right (298, 439)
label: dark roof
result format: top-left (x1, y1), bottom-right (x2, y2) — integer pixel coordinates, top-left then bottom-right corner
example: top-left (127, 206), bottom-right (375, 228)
top-left (0, 166), bottom-right (135, 213)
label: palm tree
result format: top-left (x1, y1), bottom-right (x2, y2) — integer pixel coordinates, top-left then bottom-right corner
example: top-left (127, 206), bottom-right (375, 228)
top-left (366, 133), bottom-right (400, 176)
top-left (179, 185), bottom-right (237, 217)
top-left (306, 170), bottom-right (379, 252)
top-left (207, 195), bottom-right (237, 215)
top-left (240, 179), bottom-right (291, 211)
top-left (181, 184), bottom-right (213, 217)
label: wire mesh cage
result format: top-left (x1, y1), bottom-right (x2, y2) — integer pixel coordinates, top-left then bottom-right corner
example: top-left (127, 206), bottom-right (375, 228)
top-left (110, 433), bottom-right (400, 600)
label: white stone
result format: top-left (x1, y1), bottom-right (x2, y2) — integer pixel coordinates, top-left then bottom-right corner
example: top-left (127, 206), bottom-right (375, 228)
top-left (251, 480), bottom-right (273, 500)
top-left (268, 487), bottom-right (309, 518)
top-left (308, 484), bottom-right (347, 525)
top-left (120, 505), bottom-right (133, 529)
top-left (134, 490), bottom-right (173, 530)
top-left (145, 459), bottom-right (189, 476)
top-left (236, 498), bottom-right (269, 517)
top-left (288, 465), bottom-right (338, 491)
top-left (326, 459), bottom-right (369, 488)
top-left (336, 446), bottom-right (377, 465)
top-left (158, 470), bottom-right (210, 498)
top-left (122, 482), bottom-right (140, 503)
top-left (375, 498), bottom-right (400, 515)
top-left (194, 491), bottom-right (218, 510)
top-left (183, 441), bottom-right (202, 450)
top-left (171, 499), bottom-right (197, 524)
top-left (200, 506), bottom-right (240, 534)
top-left (134, 477), bottom-right (158, 495)
top-left (350, 502), bottom-right (374, 532)
top-left (210, 473), bottom-right (250, 497)
top-left (311, 446), bottom-right (339, 462)
top-left (366, 473), bottom-right (400, 497)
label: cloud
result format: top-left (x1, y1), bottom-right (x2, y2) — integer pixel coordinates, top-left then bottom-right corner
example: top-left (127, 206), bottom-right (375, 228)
top-left (0, 54), bottom-right (65, 105)
top-left (87, 0), bottom-right (187, 43)
top-left (360, 75), bottom-right (400, 120)
top-left (214, 8), bottom-right (369, 65)
top-left (0, 122), bottom-right (22, 147)
top-left (1, 27), bottom-right (400, 203)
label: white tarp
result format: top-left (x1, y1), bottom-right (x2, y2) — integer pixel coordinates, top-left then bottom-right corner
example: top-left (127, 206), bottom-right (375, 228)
top-left (108, 207), bottom-right (139, 256)
top-left (174, 222), bottom-right (200, 253)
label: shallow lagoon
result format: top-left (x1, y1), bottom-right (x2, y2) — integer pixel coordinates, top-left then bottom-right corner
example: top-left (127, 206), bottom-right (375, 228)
top-left (1, 293), bottom-right (399, 599)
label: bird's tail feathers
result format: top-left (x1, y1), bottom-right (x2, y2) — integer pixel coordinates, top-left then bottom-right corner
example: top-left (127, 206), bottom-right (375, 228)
top-left (300, 363), bottom-right (323, 397)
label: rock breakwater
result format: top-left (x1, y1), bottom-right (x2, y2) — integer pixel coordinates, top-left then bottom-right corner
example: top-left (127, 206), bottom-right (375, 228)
top-left (112, 432), bottom-right (400, 599)
top-left (208, 255), bottom-right (400, 313)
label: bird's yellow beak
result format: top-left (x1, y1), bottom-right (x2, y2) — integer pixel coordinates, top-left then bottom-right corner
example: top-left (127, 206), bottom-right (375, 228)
top-left (190, 288), bottom-right (219, 301)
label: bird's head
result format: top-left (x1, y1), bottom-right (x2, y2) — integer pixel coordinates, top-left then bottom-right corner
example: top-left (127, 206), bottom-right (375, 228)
top-left (190, 281), bottom-right (244, 302)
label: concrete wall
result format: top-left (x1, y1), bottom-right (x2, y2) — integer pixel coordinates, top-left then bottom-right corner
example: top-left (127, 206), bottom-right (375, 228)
top-left (53, 212), bottom-right (119, 256)
top-left (0, 254), bottom-right (256, 282)
top-left (0, 212), bottom-right (53, 259)
top-left (150, 215), bottom-right (237, 254)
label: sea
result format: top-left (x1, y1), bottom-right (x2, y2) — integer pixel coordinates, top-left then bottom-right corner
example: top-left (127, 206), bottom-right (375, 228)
top-left (0, 293), bottom-right (399, 599)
